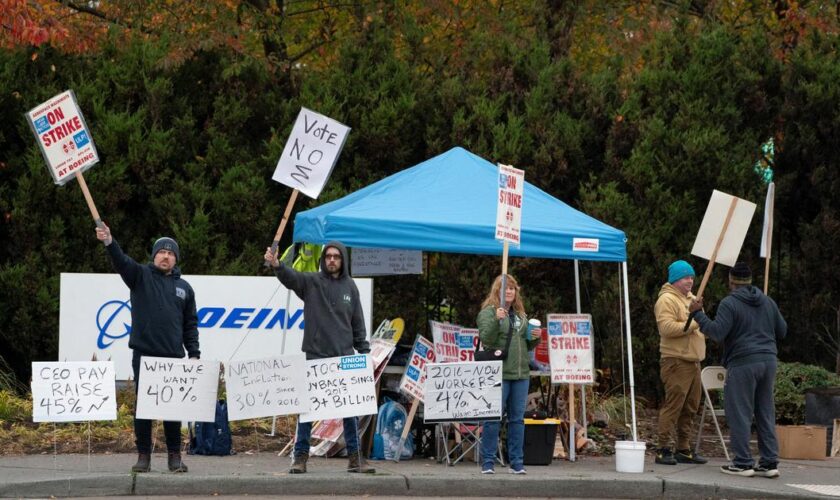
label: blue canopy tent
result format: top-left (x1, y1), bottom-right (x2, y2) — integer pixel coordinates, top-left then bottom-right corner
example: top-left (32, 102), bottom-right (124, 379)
top-left (292, 146), bottom-right (641, 448)
top-left (294, 147), bottom-right (626, 261)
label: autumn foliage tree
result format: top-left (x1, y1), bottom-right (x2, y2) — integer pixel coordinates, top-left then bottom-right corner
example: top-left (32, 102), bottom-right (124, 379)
top-left (2, 1), bottom-right (840, 394)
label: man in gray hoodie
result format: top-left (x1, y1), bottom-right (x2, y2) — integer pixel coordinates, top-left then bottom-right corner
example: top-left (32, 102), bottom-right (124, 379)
top-left (264, 241), bottom-right (373, 474)
top-left (689, 262), bottom-right (787, 478)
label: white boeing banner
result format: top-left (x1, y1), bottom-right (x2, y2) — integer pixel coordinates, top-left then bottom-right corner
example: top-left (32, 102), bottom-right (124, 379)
top-left (59, 273), bottom-right (373, 380)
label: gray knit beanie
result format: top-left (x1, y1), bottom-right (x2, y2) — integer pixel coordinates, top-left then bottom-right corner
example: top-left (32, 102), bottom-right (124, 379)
top-left (151, 237), bottom-right (180, 262)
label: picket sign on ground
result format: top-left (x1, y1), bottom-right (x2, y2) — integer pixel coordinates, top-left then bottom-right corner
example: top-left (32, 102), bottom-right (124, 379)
top-left (548, 314), bottom-right (595, 385)
top-left (430, 320), bottom-right (460, 363)
top-left (31, 361), bottom-right (117, 422)
top-left (135, 357), bottom-right (219, 422)
top-left (457, 328), bottom-right (479, 362)
top-left (424, 361), bottom-right (502, 423)
top-left (399, 336), bottom-right (436, 403)
top-left (224, 355), bottom-right (308, 421)
top-left (299, 354), bottom-right (377, 423)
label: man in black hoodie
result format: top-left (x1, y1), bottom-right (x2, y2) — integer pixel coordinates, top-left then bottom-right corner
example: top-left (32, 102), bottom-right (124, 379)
top-left (264, 241), bottom-right (373, 474)
top-left (96, 223), bottom-right (200, 474)
top-left (689, 262), bottom-right (787, 479)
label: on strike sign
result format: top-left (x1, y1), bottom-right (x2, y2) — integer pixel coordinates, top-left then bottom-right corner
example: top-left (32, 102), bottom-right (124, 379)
top-left (495, 163), bottom-right (524, 245)
top-left (272, 107), bottom-right (350, 199)
top-left (548, 314), bottom-right (595, 385)
top-left (399, 336), bottom-right (436, 402)
top-left (26, 90), bottom-right (99, 185)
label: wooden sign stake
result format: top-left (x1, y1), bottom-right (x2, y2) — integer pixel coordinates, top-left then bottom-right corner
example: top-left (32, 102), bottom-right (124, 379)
top-left (393, 398), bottom-right (420, 463)
top-left (684, 197), bottom-right (738, 331)
top-left (74, 171), bottom-right (103, 228)
top-left (266, 189), bottom-right (299, 265)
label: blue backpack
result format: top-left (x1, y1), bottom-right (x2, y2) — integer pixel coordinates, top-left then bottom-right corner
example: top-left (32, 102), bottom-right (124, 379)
top-left (188, 400), bottom-right (234, 456)
top-left (371, 399), bottom-right (414, 460)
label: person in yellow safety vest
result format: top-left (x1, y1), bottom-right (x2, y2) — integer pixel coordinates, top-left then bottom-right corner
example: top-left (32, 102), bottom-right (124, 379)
top-left (280, 242), bottom-right (322, 272)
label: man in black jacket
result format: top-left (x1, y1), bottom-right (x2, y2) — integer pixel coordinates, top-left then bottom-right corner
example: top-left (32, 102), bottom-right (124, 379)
top-left (689, 262), bottom-right (787, 479)
top-left (96, 223), bottom-right (200, 474)
top-left (264, 241), bottom-right (374, 474)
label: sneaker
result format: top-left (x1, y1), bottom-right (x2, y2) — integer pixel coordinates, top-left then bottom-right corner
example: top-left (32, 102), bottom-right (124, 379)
top-left (675, 449), bottom-right (708, 464)
top-left (753, 465), bottom-right (780, 478)
top-left (720, 465), bottom-right (755, 477)
top-left (508, 465), bottom-right (527, 475)
top-left (481, 465), bottom-right (495, 474)
top-left (655, 448), bottom-right (677, 465)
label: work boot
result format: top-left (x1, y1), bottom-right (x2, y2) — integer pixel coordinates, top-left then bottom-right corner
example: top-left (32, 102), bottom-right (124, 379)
top-left (167, 451), bottom-right (188, 473)
top-left (131, 452), bottom-right (151, 473)
top-left (347, 453), bottom-right (375, 473)
top-left (675, 449), bottom-right (708, 464)
top-left (655, 447), bottom-right (677, 465)
top-left (289, 453), bottom-right (308, 474)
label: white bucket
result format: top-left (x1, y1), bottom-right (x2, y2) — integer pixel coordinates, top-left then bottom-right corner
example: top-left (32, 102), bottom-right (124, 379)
top-left (615, 440), bottom-right (646, 473)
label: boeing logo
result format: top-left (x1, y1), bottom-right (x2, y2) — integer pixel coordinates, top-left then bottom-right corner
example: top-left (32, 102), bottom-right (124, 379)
top-left (95, 300), bottom-right (305, 349)
top-left (197, 307), bottom-right (305, 330)
top-left (96, 300), bottom-right (132, 349)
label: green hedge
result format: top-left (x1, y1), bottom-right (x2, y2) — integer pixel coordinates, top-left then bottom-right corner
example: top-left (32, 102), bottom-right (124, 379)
top-left (775, 362), bottom-right (840, 425)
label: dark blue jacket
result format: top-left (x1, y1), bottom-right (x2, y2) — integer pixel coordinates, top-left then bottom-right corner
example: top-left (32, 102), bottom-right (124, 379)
top-left (273, 241), bottom-right (369, 360)
top-left (694, 285), bottom-right (786, 367)
top-left (105, 239), bottom-right (200, 359)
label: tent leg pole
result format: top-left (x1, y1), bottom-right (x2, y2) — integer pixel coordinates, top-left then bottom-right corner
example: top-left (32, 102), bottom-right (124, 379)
top-left (574, 260), bottom-right (588, 439)
top-left (621, 262), bottom-right (638, 442)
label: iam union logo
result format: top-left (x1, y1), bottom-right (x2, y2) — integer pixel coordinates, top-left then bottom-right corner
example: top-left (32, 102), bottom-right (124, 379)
top-left (96, 300), bottom-right (132, 349)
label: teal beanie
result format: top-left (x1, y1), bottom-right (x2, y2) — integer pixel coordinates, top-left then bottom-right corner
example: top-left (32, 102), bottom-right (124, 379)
top-left (668, 260), bottom-right (695, 284)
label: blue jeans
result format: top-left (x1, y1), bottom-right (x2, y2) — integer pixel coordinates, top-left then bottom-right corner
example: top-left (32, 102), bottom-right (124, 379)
top-left (724, 359), bottom-right (779, 469)
top-left (293, 417), bottom-right (360, 457)
top-left (481, 378), bottom-right (529, 469)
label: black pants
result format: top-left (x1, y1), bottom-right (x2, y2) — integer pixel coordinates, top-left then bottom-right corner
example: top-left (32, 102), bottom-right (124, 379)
top-left (132, 351), bottom-right (183, 453)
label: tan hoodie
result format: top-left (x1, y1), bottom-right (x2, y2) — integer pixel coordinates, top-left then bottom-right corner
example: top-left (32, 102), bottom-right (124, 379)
top-left (654, 282), bottom-right (706, 362)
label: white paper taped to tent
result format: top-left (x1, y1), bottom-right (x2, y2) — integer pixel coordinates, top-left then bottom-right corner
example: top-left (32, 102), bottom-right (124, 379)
top-left (691, 190), bottom-right (756, 267)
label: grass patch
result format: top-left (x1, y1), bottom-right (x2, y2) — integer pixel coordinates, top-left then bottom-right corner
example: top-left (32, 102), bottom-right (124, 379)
top-left (0, 385), bottom-right (296, 455)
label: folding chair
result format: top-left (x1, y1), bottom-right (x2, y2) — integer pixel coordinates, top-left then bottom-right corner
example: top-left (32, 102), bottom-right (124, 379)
top-left (435, 423), bottom-right (504, 466)
top-left (694, 366), bottom-right (730, 461)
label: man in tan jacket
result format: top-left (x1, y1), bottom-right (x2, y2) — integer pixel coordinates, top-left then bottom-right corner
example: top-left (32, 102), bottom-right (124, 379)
top-left (654, 260), bottom-right (708, 465)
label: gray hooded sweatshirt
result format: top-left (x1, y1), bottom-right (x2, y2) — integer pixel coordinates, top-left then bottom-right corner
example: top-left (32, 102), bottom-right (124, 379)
top-left (273, 241), bottom-right (369, 360)
top-left (693, 285), bottom-right (787, 368)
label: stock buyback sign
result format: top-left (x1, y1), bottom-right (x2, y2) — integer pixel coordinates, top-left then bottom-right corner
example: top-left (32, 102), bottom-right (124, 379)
top-left (59, 274), bottom-right (372, 380)
top-left (26, 90), bottom-right (99, 185)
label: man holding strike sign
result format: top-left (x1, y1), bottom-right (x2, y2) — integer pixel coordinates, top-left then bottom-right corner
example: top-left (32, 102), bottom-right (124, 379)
top-left (96, 223), bottom-right (200, 473)
top-left (264, 241), bottom-right (374, 474)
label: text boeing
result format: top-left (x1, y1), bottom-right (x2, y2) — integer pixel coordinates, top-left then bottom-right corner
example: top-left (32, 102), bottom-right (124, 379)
top-left (197, 307), bottom-right (305, 330)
